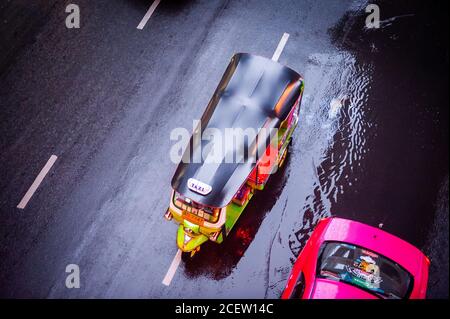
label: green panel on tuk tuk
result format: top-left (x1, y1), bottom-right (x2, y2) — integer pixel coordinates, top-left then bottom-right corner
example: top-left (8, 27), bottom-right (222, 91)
top-left (177, 225), bottom-right (209, 252)
top-left (278, 127), bottom-right (287, 139)
top-left (225, 193), bottom-right (253, 235)
top-left (183, 219), bottom-right (200, 233)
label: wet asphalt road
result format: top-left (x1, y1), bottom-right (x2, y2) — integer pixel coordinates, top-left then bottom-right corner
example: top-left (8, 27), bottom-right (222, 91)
top-left (0, 0), bottom-right (448, 298)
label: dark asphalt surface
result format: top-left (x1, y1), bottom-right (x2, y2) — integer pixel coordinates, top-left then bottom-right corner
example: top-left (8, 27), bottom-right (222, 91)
top-left (0, 0), bottom-right (448, 298)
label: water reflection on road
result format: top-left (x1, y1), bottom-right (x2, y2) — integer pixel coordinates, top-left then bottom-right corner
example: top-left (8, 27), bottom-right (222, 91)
top-left (264, 51), bottom-right (373, 297)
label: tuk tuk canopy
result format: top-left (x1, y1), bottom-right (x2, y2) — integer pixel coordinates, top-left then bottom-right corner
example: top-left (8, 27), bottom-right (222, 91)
top-left (171, 53), bottom-right (303, 208)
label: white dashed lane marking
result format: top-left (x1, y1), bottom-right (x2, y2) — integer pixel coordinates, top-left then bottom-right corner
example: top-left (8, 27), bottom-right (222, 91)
top-left (137, 0), bottom-right (161, 30)
top-left (17, 155), bottom-right (58, 209)
top-left (162, 249), bottom-right (182, 286)
top-left (272, 32), bottom-right (290, 62)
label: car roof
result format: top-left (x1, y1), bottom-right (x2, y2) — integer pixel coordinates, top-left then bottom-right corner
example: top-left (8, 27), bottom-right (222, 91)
top-left (321, 218), bottom-right (428, 277)
top-left (171, 53), bottom-right (303, 207)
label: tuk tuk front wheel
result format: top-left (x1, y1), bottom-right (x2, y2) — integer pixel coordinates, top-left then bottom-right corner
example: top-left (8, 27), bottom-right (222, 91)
top-left (190, 245), bottom-right (200, 257)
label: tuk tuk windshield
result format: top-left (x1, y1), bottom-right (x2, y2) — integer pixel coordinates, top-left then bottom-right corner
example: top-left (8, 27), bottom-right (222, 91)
top-left (173, 191), bottom-right (220, 223)
top-left (317, 242), bottom-right (413, 299)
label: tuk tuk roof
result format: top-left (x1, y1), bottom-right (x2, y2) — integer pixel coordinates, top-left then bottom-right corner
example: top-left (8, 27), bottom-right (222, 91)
top-left (171, 53), bottom-right (303, 208)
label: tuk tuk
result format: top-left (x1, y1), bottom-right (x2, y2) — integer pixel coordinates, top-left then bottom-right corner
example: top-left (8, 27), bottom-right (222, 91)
top-left (165, 53), bottom-right (304, 256)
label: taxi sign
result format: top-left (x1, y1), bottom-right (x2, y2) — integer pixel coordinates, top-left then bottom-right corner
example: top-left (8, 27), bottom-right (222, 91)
top-left (187, 178), bottom-right (212, 196)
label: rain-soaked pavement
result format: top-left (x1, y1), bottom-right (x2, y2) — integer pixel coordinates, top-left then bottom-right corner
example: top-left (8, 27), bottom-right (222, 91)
top-left (0, 0), bottom-right (448, 298)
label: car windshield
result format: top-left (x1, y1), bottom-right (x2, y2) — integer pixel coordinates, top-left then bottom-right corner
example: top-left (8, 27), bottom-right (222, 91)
top-left (317, 242), bottom-right (413, 299)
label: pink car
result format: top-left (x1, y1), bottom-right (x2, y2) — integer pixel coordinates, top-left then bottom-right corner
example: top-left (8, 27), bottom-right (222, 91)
top-left (282, 217), bottom-right (430, 299)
